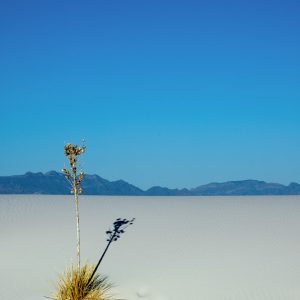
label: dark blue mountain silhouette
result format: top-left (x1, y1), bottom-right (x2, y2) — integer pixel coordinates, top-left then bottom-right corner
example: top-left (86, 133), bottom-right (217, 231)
top-left (0, 171), bottom-right (299, 195)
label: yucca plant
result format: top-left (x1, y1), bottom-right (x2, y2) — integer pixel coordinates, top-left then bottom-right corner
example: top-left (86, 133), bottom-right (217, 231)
top-left (48, 143), bottom-right (134, 300)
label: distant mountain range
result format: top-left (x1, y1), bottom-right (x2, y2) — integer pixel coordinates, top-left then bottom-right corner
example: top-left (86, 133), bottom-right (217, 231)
top-left (0, 171), bottom-right (300, 196)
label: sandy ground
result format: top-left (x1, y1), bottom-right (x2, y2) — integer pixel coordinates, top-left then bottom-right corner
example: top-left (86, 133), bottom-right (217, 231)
top-left (1, 195), bottom-right (300, 300)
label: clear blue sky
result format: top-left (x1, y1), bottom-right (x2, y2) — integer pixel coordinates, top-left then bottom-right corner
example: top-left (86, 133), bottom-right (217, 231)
top-left (1, 0), bottom-right (300, 189)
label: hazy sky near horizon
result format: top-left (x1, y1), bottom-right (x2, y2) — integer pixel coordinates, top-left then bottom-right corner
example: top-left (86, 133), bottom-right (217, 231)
top-left (1, 0), bottom-right (300, 189)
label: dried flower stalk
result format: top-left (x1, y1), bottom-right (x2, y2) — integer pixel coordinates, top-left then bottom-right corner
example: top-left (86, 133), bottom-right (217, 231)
top-left (62, 143), bottom-right (86, 271)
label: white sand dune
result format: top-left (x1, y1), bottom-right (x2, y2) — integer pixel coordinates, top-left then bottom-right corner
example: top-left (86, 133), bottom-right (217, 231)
top-left (1, 195), bottom-right (300, 300)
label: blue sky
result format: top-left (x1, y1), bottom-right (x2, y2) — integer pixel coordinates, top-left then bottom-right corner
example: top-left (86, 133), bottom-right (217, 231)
top-left (1, 0), bottom-right (300, 189)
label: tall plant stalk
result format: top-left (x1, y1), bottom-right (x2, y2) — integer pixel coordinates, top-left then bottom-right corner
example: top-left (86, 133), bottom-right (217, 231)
top-left (62, 143), bottom-right (86, 271)
top-left (74, 183), bottom-right (80, 271)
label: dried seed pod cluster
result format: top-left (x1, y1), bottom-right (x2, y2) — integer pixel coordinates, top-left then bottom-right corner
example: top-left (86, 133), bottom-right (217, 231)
top-left (62, 143), bottom-right (86, 194)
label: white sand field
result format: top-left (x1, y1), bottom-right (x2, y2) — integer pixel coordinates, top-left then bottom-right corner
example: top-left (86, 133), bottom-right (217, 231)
top-left (1, 195), bottom-right (300, 300)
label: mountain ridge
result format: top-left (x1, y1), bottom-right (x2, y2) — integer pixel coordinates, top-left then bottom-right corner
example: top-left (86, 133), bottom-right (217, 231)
top-left (0, 171), bottom-right (300, 195)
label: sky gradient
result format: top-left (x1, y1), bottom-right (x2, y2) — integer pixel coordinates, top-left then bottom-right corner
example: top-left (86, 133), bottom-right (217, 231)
top-left (1, 0), bottom-right (300, 189)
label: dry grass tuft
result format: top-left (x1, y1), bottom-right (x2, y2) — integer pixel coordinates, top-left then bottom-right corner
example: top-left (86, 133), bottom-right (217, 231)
top-left (53, 263), bottom-right (113, 300)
